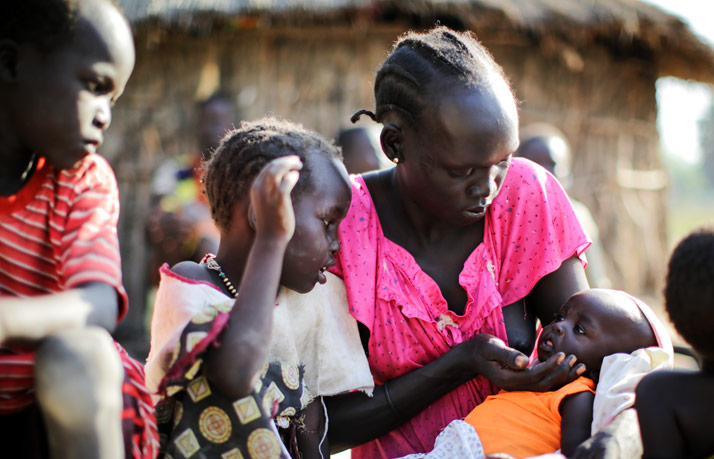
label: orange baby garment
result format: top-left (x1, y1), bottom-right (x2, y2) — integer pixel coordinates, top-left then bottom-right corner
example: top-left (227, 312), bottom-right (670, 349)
top-left (463, 376), bottom-right (595, 458)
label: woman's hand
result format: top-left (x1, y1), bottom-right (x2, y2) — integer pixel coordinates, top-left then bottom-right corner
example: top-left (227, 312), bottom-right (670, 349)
top-left (249, 155), bottom-right (302, 243)
top-left (456, 333), bottom-right (585, 391)
top-left (327, 333), bottom-right (582, 451)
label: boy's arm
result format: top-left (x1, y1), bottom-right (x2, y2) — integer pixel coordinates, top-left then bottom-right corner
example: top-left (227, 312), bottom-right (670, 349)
top-left (560, 390), bottom-right (595, 457)
top-left (0, 282), bottom-right (119, 343)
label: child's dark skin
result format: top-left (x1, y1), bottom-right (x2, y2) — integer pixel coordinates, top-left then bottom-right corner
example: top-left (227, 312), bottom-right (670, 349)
top-left (0, 1), bottom-right (135, 456)
top-left (635, 368), bottom-right (714, 458)
top-left (172, 153), bottom-right (352, 457)
top-left (635, 228), bottom-right (714, 458)
top-left (535, 289), bottom-right (656, 456)
top-left (0, 0), bottom-right (134, 337)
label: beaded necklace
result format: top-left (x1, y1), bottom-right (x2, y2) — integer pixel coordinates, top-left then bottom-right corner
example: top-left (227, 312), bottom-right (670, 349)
top-left (204, 256), bottom-right (238, 298)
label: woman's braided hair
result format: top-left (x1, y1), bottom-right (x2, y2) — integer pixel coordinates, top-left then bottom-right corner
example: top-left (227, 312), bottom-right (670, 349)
top-left (202, 117), bottom-right (342, 231)
top-left (352, 26), bottom-right (511, 126)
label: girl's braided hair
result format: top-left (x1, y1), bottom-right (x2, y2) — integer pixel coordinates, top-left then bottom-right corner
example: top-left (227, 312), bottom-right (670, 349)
top-left (352, 26), bottom-right (511, 126)
top-left (203, 117), bottom-right (342, 231)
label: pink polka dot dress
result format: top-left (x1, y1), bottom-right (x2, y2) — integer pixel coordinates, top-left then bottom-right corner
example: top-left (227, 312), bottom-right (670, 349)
top-left (330, 158), bottom-right (591, 458)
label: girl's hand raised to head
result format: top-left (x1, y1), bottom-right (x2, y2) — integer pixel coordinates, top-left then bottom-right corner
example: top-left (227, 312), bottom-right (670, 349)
top-left (456, 333), bottom-right (585, 391)
top-left (249, 156), bottom-right (302, 243)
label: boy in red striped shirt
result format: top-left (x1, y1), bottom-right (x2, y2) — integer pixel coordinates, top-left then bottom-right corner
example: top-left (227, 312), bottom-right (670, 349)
top-left (0, 0), bottom-right (157, 457)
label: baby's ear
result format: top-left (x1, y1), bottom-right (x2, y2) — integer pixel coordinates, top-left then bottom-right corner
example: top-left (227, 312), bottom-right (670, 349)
top-left (0, 40), bottom-right (19, 83)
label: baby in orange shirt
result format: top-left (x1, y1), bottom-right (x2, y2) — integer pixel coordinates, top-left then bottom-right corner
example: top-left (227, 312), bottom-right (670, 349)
top-left (463, 289), bottom-right (662, 458)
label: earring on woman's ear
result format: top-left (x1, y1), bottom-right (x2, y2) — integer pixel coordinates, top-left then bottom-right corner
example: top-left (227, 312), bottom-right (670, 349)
top-left (393, 157), bottom-right (400, 164)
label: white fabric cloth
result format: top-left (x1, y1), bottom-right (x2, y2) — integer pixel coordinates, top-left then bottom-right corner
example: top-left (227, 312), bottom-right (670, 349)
top-left (268, 272), bottom-right (374, 398)
top-left (399, 420), bottom-right (485, 459)
top-left (145, 268), bottom-right (374, 403)
top-left (591, 347), bottom-right (672, 435)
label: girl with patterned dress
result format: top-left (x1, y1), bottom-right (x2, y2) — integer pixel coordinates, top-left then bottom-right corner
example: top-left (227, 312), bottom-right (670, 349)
top-left (145, 118), bottom-right (372, 458)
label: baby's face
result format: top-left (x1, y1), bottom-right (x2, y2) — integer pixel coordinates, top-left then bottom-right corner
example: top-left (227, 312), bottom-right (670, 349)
top-left (538, 289), bottom-right (654, 373)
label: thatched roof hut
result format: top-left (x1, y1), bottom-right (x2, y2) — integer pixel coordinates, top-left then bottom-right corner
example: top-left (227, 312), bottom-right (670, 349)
top-left (109, 0), bottom-right (714, 355)
top-left (117, 0), bottom-right (714, 82)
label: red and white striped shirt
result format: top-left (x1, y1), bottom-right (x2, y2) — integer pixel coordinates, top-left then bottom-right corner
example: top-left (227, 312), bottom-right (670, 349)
top-left (0, 154), bottom-right (128, 413)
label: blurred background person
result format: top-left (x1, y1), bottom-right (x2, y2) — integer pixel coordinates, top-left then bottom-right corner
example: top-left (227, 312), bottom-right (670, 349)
top-left (336, 126), bottom-right (383, 175)
top-left (146, 92), bottom-right (237, 286)
top-left (516, 123), bottom-right (612, 288)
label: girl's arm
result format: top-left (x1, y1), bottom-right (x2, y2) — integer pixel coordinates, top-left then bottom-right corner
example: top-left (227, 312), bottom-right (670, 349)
top-left (203, 236), bottom-right (289, 398)
top-left (203, 156), bottom-right (301, 400)
top-left (560, 391), bottom-right (595, 457)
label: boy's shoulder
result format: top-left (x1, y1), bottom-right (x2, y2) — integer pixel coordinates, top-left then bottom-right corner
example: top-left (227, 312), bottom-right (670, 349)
top-left (636, 369), bottom-right (714, 411)
top-left (636, 369), bottom-right (714, 457)
top-left (638, 368), bottom-right (714, 391)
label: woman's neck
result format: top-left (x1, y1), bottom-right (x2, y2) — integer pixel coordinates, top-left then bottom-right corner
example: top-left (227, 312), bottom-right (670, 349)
top-left (388, 168), bottom-right (479, 246)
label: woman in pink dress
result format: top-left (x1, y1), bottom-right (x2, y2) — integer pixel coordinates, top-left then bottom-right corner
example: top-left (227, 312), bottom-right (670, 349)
top-left (325, 27), bottom-right (594, 458)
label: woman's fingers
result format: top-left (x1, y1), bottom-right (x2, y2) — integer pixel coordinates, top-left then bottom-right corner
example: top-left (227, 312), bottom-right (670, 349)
top-left (505, 353), bottom-right (583, 392)
top-left (463, 333), bottom-right (585, 391)
top-left (480, 335), bottom-right (529, 370)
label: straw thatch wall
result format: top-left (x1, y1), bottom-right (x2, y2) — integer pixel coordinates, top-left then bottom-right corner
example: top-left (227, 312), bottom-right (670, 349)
top-left (107, 0), bottom-right (713, 356)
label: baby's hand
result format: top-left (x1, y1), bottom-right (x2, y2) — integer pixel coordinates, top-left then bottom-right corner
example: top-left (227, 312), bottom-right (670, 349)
top-left (249, 156), bottom-right (302, 243)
